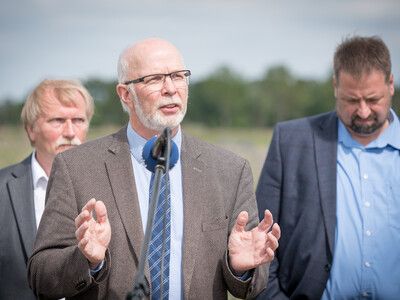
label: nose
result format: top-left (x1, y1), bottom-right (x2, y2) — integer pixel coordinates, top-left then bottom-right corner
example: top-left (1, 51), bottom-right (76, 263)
top-left (161, 76), bottom-right (177, 95)
top-left (357, 100), bottom-right (371, 119)
top-left (62, 120), bottom-right (76, 139)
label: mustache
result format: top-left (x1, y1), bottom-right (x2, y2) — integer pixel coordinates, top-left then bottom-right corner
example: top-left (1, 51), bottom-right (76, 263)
top-left (352, 113), bottom-right (376, 122)
top-left (55, 137), bottom-right (82, 149)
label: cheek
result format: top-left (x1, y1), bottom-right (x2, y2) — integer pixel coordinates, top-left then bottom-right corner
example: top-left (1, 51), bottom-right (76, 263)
top-left (47, 130), bottom-right (63, 145)
top-left (75, 126), bottom-right (88, 141)
top-left (36, 128), bottom-right (62, 149)
top-left (178, 90), bottom-right (188, 105)
top-left (337, 103), bottom-right (355, 120)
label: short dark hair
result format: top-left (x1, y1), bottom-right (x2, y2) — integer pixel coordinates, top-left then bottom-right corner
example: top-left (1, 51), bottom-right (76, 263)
top-left (333, 36), bottom-right (392, 85)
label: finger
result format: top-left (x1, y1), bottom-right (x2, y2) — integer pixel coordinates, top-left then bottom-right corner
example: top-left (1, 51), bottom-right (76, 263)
top-left (94, 201), bottom-right (108, 224)
top-left (271, 223), bottom-right (281, 240)
top-left (234, 211), bottom-right (248, 233)
top-left (265, 247), bottom-right (275, 261)
top-left (75, 198), bottom-right (96, 228)
top-left (77, 235), bottom-right (89, 252)
top-left (75, 209), bottom-right (90, 228)
top-left (266, 232), bottom-right (279, 251)
top-left (258, 209), bottom-right (273, 232)
top-left (75, 220), bottom-right (90, 241)
top-left (82, 198), bottom-right (96, 213)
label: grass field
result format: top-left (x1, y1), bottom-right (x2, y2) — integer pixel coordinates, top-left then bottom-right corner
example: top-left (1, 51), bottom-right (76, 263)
top-left (0, 124), bottom-right (272, 185)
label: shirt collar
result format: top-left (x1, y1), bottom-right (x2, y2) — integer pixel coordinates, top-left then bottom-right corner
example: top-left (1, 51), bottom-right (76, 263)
top-left (31, 150), bottom-right (49, 187)
top-left (338, 108), bottom-right (400, 150)
top-left (126, 123), bottom-right (182, 165)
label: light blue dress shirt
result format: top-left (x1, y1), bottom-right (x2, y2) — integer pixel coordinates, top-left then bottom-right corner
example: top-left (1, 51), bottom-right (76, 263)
top-left (322, 109), bottom-right (400, 300)
top-left (127, 124), bottom-right (184, 300)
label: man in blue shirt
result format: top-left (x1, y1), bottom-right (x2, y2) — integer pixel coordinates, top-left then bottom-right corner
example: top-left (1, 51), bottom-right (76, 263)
top-left (256, 35), bottom-right (400, 299)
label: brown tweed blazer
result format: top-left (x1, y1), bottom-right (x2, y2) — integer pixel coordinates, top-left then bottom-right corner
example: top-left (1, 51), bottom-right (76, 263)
top-left (28, 126), bottom-right (269, 299)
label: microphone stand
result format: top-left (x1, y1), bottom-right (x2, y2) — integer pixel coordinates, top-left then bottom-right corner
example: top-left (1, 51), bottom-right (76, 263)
top-left (126, 128), bottom-right (172, 300)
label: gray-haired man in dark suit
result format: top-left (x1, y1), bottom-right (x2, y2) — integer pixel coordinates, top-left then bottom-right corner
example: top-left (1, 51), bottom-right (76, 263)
top-left (0, 79), bottom-right (94, 299)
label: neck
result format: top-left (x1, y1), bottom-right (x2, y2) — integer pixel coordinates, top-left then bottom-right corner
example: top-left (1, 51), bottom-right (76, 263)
top-left (34, 151), bottom-right (53, 177)
top-left (130, 120), bottom-right (179, 140)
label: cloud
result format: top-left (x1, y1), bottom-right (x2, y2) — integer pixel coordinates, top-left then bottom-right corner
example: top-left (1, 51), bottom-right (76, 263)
top-left (0, 0), bottom-right (399, 101)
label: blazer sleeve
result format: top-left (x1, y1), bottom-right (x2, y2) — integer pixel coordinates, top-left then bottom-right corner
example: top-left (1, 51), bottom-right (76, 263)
top-left (222, 159), bottom-right (270, 299)
top-left (255, 124), bottom-right (289, 300)
top-left (27, 154), bottom-right (110, 299)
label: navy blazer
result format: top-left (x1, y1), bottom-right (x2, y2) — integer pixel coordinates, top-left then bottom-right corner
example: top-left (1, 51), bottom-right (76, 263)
top-left (0, 155), bottom-right (37, 299)
top-left (256, 111), bottom-right (338, 299)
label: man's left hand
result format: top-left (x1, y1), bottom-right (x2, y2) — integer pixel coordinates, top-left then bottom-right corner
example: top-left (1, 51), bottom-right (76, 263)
top-left (228, 209), bottom-right (280, 276)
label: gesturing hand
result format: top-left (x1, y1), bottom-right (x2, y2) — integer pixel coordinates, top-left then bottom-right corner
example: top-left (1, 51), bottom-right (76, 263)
top-left (228, 209), bottom-right (280, 276)
top-left (75, 198), bottom-right (111, 269)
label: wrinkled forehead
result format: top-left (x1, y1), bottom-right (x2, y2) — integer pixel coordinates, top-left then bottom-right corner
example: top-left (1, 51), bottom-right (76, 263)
top-left (126, 41), bottom-right (185, 77)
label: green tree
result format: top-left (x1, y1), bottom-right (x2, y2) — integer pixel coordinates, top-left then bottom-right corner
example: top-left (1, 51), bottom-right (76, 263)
top-left (85, 79), bottom-right (129, 126)
top-left (0, 100), bottom-right (24, 125)
top-left (187, 66), bottom-right (251, 127)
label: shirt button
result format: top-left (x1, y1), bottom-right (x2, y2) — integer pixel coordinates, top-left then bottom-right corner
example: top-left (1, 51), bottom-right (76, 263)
top-left (325, 264), bottom-right (331, 272)
top-left (366, 230), bottom-right (371, 236)
top-left (363, 174), bottom-right (368, 179)
top-left (365, 201), bottom-right (371, 207)
top-left (365, 262), bottom-right (370, 267)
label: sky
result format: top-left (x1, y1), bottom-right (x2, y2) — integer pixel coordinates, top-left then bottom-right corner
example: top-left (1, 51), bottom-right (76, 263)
top-left (1, 0), bottom-right (399, 103)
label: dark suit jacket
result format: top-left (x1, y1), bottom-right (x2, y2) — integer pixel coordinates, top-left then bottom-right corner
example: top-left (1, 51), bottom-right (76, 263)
top-left (0, 155), bottom-right (38, 300)
top-left (27, 126), bottom-right (269, 300)
top-left (255, 112), bottom-right (338, 300)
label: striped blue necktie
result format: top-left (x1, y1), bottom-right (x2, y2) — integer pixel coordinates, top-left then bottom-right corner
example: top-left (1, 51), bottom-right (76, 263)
top-left (148, 173), bottom-right (170, 299)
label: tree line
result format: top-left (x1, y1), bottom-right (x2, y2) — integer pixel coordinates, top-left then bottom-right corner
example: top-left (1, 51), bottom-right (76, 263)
top-left (1, 65), bottom-right (399, 127)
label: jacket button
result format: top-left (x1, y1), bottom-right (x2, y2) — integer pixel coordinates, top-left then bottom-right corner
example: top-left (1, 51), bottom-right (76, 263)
top-left (325, 264), bottom-right (331, 272)
top-left (75, 281), bottom-right (87, 290)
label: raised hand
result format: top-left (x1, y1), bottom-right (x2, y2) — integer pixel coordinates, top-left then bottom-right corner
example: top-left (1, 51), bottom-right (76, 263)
top-left (228, 209), bottom-right (280, 275)
top-left (75, 198), bottom-right (111, 269)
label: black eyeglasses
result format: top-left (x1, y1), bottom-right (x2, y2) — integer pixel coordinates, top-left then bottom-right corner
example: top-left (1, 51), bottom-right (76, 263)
top-left (124, 70), bottom-right (191, 91)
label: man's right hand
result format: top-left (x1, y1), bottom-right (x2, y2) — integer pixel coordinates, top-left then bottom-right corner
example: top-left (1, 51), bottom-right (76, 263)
top-left (75, 198), bottom-right (111, 269)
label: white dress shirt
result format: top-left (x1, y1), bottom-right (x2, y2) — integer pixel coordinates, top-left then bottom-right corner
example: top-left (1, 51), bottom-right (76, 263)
top-left (31, 150), bottom-right (48, 229)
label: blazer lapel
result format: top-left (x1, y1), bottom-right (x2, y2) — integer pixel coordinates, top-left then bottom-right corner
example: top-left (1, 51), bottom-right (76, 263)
top-left (104, 127), bottom-right (148, 279)
top-left (8, 156), bottom-right (37, 262)
top-left (180, 133), bottom-right (206, 299)
top-left (314, 112), bottom-right (338, 257)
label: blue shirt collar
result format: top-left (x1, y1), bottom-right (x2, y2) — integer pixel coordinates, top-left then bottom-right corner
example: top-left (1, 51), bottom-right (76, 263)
top-left (338, 108), bottom-right (400, 150)
top-left (126, 124), bottom-right (182, 164)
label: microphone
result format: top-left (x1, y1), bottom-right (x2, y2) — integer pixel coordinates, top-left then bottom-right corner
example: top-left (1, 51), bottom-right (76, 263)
top-left (142, 128), bottom-right (179, 172)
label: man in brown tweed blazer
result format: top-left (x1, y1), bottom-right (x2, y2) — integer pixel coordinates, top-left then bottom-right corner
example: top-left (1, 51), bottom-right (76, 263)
top-left (27, 38), bottom-right (280, 300)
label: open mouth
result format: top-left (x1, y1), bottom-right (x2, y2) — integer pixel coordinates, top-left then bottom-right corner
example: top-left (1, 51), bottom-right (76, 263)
top-left (160, 103), bottom-right (180, 113)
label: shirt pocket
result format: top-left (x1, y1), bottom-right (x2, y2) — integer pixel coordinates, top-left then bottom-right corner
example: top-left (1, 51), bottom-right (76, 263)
top-left (387, 183), bottom-right (400, 231)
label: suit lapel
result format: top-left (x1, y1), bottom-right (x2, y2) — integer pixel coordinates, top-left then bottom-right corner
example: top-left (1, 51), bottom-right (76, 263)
top-left (314, 112), bottom-right (338, 257)
top-left (8, 155), bottom-right (37, 262)
top-left (104, 127), bottom-right (148, 279)
top-left (180, 133), bottom-right (206, 299)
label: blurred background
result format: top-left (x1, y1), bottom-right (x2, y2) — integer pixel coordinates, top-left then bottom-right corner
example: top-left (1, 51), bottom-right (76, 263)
top-left (1, 0), bottom-right (400, 183)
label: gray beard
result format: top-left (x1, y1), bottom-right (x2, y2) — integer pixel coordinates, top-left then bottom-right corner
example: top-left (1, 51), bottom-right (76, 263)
top-left (131, 88), bottom-right (186, 132)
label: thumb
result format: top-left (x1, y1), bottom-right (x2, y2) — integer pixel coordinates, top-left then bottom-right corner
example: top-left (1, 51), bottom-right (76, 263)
top-left (234, 211), bottom-right (248, 233)
top-left (95, 201), bottom-right (108, 224)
